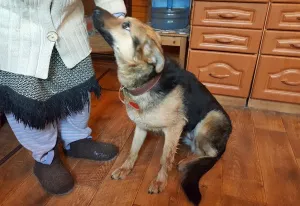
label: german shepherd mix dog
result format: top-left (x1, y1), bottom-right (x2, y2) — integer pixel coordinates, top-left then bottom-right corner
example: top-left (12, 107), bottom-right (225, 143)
top-left (93, 7), bottom-right (232, 206)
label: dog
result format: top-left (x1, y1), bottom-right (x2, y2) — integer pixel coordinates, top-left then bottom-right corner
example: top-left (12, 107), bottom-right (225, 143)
top-left (92, 7), bottom-right (232, 206)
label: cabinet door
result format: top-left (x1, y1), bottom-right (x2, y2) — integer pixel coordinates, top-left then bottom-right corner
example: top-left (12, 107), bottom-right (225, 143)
top-left (267, 3), bottom-right (300, 31)
top-left (191, 26), bottom-right (262, 54)
top-left (192, 2), bottom-right (268, 29)
top-left (187, 50), bottom-right (257, 97)
top-left (252, 55), bottom-right (300, 104)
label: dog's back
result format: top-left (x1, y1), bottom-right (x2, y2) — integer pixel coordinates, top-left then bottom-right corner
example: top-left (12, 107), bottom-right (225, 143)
top-left (154, 56), bottom-right (230, 130)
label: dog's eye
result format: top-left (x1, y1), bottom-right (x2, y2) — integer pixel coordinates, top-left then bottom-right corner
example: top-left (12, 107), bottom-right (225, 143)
top-left (122, 21), bottom-right (131, 31)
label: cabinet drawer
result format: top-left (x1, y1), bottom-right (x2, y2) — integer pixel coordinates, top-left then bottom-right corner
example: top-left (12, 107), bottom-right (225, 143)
top-left (192, 2), bottom-right (268, 29)
top-left (261, 31), bottom-right (300, 57)
top-left (271, 0), bottom-right (300, 2)
top-left (252, 55), bottom-right (300, 104)
top-left (161, 36), bottom-right (181, 46)
top-left (187, 50), bottom-right (257, 97)
top-left (267, 4), bottom-right (300, 31)
top-left (190, 26), bottom-right (262, 54)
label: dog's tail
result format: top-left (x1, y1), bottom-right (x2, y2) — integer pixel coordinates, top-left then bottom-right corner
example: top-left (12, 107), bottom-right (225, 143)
top-left (180, 150), bottom-right (224, 206)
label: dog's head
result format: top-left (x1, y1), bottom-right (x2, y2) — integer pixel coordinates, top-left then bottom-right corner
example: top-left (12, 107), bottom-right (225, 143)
top-left (92, 7), bottom-right (165, 79)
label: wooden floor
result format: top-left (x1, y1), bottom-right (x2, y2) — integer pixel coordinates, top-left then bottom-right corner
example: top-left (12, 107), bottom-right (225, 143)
top-left (1, 58), bottom-right (300, 206)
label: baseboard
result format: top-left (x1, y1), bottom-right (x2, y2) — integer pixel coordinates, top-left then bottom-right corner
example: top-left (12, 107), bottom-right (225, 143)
top-left (214, 95), bottom-right (247, 108)
top-left (248, 98), bottom-right (300, 115)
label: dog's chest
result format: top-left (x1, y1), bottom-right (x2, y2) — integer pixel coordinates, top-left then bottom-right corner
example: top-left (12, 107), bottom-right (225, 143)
top-left (124, 87), bottom-right (186, 131)
top-left (126, 103), bottom-right (175, 131)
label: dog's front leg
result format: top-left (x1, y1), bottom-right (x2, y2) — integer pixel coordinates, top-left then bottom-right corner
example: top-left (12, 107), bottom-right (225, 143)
top-left (111, 126), bottom-right (147, 180)
top-left (148, 124), bottom-right (183, 194)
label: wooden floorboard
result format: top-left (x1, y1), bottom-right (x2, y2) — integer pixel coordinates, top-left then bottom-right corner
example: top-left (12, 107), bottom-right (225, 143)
top-left (89, 134), bottom-right (159, 206)
top-left (0, 124), bottom-right (21, 164)
top-left (99, 69), bottom-right (120, 91)
top-left (195, 160), bottom-right (223, 206)
top-left (253, 113), bottom-right (300, 206)
top-left (46, 91), bottom-right (135, 206)
top-left (92, 58), bottom-right (116, 81)
top-left (1, 147), bottom-right (78, 206)
top-left (1, 58), bottom-right (300, 206)
top-left (251, 110), bottom-right (286, 133)
top-left (222, 109), bottom-right (265, 205)
top-left (0, 149), bottom-right (33, 203)
top-left (282, 115), bottom-right (300, 160)
top-left (133, 137), bottom-right (181, 206)
top-left (222, 195), bottom-right (266, 206)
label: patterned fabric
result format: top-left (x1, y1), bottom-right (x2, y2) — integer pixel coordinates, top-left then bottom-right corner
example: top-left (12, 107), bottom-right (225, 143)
top-left (5, 100), bottom-right (92, 165)
top-left (0, 47), bottom-right (101, 129)
top-left (0, 48), bottom-right (94, 101)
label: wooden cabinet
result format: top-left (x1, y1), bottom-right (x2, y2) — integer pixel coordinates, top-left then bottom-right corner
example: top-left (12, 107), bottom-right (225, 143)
top-left (251, 55), bottom-right (300, 104)
top-left (131, 0), bottom-right (149, 22)
top-left (187, 0), bottom-right (300, 113)
top-left (187, 0), bottom-right (266, 103)
top-left (188, 50), bottom-right (257, 97)
top-left (250, 0), bottom-right (300, 112)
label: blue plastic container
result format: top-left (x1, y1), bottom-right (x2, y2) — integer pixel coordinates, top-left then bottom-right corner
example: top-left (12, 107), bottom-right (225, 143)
top-left (151, 0), bottom-right (191, 30)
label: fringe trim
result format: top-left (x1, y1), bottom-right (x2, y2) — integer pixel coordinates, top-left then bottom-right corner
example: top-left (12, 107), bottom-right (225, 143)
top-left (0, 76), bottom-right (101, 130)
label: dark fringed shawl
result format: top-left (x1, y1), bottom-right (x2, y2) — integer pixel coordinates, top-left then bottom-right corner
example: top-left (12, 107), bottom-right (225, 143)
top-left (0, 76), bottom-right (100, 129)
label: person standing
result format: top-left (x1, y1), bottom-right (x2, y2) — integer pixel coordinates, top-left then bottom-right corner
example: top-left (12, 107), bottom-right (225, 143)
top-left (0, 0), bottom-right (126, 195)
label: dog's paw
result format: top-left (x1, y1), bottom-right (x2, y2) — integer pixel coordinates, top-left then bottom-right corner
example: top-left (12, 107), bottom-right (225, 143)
top-left (148, 179), bottom-right (167, 194)
top-left (111, 167), bottom-right (132, 180)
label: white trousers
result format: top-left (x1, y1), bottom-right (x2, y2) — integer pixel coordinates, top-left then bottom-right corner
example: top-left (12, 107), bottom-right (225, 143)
top-left (6, 102), bottom-right (92, 165)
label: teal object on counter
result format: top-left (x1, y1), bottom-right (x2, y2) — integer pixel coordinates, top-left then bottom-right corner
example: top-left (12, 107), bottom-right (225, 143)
top-left (151, 0), bottom-right (191, 30)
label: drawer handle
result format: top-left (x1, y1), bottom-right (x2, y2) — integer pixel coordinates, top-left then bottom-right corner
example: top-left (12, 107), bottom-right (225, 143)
top-left (297, 16), bottom-right (300, 20)
top-left (218, 13), bottom-right (238, 19)
top-left (281, 79), bottom-right (300, 86)
top-left (209, 73), bottom-right (230, 79)
top-left (215, 38), bottom-right (234, 44)
top-left (290, 43), bottom-right (300, 49)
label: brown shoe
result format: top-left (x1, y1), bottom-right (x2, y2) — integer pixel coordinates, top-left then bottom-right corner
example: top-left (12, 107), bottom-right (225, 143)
top-left (34, 151), bottom-right (74, 195)
top-left (64, 139), bottom-right (118, 161)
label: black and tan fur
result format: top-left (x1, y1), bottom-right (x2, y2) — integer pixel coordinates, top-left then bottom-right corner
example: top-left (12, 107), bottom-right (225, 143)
top-left (92, 7), bottom-right (232, 205)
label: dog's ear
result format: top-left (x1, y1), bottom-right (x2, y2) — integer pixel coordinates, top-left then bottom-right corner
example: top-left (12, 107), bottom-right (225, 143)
top-left (143, 39), bottom-right (165, 73)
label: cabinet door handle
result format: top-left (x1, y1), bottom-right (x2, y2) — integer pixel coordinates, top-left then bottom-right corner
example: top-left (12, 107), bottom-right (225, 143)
top-left (291, 43), bottom-right (300, 48)
top-left (209, 73), bottom-right (230, 79)
top-left (215, 38), bottom-right (234, 44)
top-left (218, 13), bottom-right (238, 19)
top-left (281, 79), bottom-right (300, 86)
